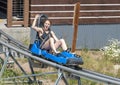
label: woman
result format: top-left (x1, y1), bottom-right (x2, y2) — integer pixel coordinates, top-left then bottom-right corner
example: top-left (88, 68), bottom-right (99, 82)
top-left (32, 14), bottom-right (68, 53)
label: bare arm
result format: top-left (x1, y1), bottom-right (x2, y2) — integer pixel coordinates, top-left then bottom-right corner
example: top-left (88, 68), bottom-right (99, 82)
top-left (32, 14), bottom-right (43, 33)
top-left (51, 31), bottom-right (59, 41)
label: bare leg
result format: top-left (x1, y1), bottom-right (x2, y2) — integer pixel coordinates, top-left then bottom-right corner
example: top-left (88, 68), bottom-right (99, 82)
top-left (55, 39), bottom-right (67, 51)
top-left (60, 39), bottom-right (67, 50)
top-left (42, 38), bottom-right (67, 53)
top-left (49, 38), bottom-right (59, 53)
top-left (41, 39), bottom-right (50, 50)
top-left (42, 37), bottom-right (59, 53)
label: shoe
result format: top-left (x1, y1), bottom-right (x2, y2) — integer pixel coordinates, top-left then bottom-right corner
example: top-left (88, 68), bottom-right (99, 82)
top-left (64, 48), bottom-right (71, 52)
top-left (55, 51), bottom-right (60, 54)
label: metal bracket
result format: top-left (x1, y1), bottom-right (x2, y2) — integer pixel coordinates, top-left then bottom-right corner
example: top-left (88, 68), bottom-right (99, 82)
top-left (55, 69), bottom-right (68, 85)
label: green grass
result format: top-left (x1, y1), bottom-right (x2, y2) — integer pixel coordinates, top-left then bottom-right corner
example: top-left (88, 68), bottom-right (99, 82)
top-left (76, 50), bottom-right (119, 85)
top-left (0, 50), bottom-right (120, 85)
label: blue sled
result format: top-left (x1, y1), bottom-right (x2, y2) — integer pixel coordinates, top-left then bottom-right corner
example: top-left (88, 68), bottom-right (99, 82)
top-left (30, 41), bottom-right (83, 65)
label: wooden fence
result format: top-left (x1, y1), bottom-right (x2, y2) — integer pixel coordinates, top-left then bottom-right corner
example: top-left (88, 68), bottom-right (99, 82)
top-left (7, 0), bottom-right (29, 27)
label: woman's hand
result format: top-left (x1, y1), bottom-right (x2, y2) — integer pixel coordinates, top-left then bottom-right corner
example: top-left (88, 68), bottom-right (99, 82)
top-left (35, 14), bottom-right (40, 19)
top-left (32, 14), bottom-right (40, 29)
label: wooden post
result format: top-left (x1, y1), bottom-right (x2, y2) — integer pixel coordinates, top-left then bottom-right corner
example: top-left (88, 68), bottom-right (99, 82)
top-left (7, 0), bottom-right (12, 27)
top-left (71, 2), bottom-right (80, 52)
top-left (24, 0), bottom-right (29, 27)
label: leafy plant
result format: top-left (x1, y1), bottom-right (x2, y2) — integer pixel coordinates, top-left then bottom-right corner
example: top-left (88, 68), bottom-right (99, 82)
top-left (101, 38), bottom-right (120, 64)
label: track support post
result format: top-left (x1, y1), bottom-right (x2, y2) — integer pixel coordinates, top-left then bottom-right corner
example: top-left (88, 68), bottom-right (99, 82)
top-left (28, 57), bottom-right (36, 81)
top-left (55, 69), bottom-right (68, 85)
top-left (0, 52), bottom-right (10, 79)
top-left (76, 76), bottom-right (81, 85)
top-left (10, 53), bottom-right (33, 82)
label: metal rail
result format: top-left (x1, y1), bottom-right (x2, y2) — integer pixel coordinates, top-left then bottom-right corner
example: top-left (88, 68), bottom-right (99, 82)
top-left (0, 30), bottom-right (120, 84)
top-left (0, 29), bottom-right (29, 52)
top-left (0, 40), bottom-right (120, 84)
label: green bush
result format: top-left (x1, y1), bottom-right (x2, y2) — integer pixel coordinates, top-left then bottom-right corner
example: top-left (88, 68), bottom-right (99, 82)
top-left (101, 38), bottom-right (120, 64)
top-left (2, 69), bottom-right (20, 78)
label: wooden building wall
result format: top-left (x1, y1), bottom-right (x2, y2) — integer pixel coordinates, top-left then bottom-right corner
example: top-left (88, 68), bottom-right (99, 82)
top-left (0, 0), bottom-right (120, 26)
top-left (30, 0), bottom-right (120, 25)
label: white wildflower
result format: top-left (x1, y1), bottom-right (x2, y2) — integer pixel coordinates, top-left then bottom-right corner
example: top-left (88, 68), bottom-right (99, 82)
top-left (101, 38), bottom-right (120, 64)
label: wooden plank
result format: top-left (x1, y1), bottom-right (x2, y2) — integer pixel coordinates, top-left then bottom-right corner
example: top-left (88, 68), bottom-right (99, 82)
top-left (30, 12), bottom-right (120, 17)
top-left (24, 0), bottom-right (29, 27)
top-left (30, 13), bottom-right (74, 17)
top-left (30, 17), bottom-right (120, 25)
top-left (30, 0), bottom-right (81, 4)
top-left (81, 6), bottom-right (120, 10)
top-left (30, 0), bottom-right (120, 4)
top-left (79, 18), bottom-right (120, 24)
top-left (30, 6), bottom-right (74, 11)
top-left (7, 0), bottom-right (12, 27)
top-left (12, 21), bottom-right (24, 25)
top-left (30, 19), bottom-right (73, 26)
